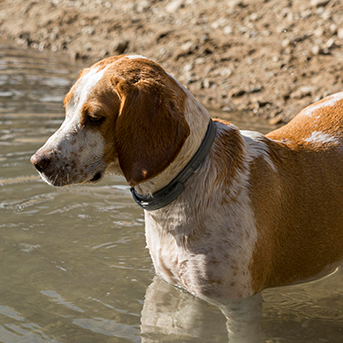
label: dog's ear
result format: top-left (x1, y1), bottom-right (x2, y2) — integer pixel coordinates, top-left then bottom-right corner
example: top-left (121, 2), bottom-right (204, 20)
top-left (112, 76), bottom-right (190, 187)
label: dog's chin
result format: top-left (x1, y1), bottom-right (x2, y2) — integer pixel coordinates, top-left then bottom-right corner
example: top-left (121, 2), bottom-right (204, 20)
top-left (39, 170), bottom-right (105, 187)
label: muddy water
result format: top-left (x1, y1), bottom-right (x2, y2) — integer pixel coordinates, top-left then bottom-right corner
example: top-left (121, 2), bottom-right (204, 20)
top-left (1, 41), bottom-right (343, 343)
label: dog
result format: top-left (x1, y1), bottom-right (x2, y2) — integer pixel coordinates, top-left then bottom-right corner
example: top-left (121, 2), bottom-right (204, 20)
top-left (31, 55), bottom-right (343, 300)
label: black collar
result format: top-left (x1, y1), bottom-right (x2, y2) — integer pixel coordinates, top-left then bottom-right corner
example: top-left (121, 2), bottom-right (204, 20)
top-left (130, 119), bottom-right (217, 211)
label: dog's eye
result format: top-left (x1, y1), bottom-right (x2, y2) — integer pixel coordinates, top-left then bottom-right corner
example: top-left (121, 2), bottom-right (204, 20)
top-left (88, 114), bottom-right (104, 123)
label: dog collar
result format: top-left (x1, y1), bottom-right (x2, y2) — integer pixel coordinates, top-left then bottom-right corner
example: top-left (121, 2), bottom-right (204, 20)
top-left (130, 119), bottom-right (217, 211)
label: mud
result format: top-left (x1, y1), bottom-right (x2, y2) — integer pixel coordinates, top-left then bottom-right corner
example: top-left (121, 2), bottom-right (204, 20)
top-left (1, 0), bottom-right (343, 123)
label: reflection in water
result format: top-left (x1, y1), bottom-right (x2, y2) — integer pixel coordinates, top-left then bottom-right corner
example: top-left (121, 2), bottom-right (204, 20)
top-left (141, 276), bottom-right (262, 343)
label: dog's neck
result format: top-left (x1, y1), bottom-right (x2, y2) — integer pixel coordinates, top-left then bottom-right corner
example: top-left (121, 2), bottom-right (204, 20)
top-left (134, 93), bottom-right (211, 197)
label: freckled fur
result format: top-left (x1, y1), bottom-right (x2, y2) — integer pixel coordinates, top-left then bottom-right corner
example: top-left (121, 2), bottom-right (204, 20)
top-left (32, 57), bottom-right (343, 301)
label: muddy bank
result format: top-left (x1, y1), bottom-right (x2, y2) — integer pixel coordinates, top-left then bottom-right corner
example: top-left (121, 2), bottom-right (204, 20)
top-left (1, 0), bottom-right (343, 123)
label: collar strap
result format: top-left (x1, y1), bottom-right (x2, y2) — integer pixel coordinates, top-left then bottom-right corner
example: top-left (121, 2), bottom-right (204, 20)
top-left (130, 119), bottom-right (217, 211)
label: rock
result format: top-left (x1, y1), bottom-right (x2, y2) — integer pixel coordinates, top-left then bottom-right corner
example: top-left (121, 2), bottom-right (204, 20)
top-left (82, 26), bottom-right (95, 35)
top-left (202, 78), bottom-right (213, 88)
top-left (219, 68), bottom-right (233, 77)
top-left (326, 37), bottom-right (335, 49)
top-left (311, 0), bottom-right (330, 7)
top-left (256, 100), bottom-right (271, 108)
top-left (329, 23), bottom-right (337, 34)
top-left (166, 0), bottom-right (184, 13)
top-left (183, 63), bottom-right (193, 72)
top-left (181, 41), bottom-right (194, 51)
top-left (223, 26), bottom-right (233, 35)
top-left (113, 40), bottom-right (129, 54)
top-left (229, 88), bottom-right (246, 97)
top-left (228, 0), bottom-right (247, 8)
top-left (269, 114), bottom-right (283, 125)
top-left (291, 86), bottom-right (318, 99)
top-left (281, 38), bottom-right (291, 48)
top-left (338, 28), bottom-right (343, 40)
top-left (311, 45), bottom-right (321, 55)
top-left (314, 27), bottom-right (324, 37)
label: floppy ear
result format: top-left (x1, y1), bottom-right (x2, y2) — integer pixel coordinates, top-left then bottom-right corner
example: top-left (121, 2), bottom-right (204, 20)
top-left (112, 77), bottom-right (190, 187)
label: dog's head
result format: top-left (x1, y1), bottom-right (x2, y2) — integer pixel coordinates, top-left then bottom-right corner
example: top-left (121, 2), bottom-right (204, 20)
top-left (31, 56), bottom-right (190, 187)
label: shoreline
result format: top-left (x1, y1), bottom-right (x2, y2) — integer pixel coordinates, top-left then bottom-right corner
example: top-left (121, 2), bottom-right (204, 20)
top-left (1, 0), bottom-right (342, 124)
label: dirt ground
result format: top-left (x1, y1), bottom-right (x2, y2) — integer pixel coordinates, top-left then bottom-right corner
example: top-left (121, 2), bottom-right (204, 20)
top-left (1, 0), bottom-right (343, 123)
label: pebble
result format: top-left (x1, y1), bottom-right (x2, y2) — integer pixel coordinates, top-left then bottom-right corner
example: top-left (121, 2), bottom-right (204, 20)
top-left (330, 24), bottom-right (337, 34)
top-left (223, 26), bottom-right (233, 35)
top-left (113, 40), bottom-right (129, 54)
top-left (202, 78), bottom-right (213, 89)
top-left (269, 114), bottom-right (283, 125)
top-left (256, 100), bottom-right (271, 108)
top-left (311, 45), bottom-right (321, 55)
top-left (166, 0), bottom-right (184, 13)
top-left (229, 88), bottom-right (246, 97)
top-left (314, 27), bottom-right (324, 37)
top-left (181, 41), bottom-right (193, 51)
top-left (338, 28), bottom-right (343, 40)
top-left (291, 85), bottom-right (318, 99)
top-left (183, 63), bottom-right (193, 72)
top-left (326, 38), bottom-right (335, 49)
top-left (219, 68), bottom-right (233, 77)
top-left (82, 26), bottom-right (95, 35)
top-left (311, 0), bottom-right (330, 7)
top-left (281, 38), bottom-right (292, 48)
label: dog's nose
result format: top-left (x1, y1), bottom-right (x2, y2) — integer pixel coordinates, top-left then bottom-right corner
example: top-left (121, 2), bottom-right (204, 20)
top-left (30, 154), bottom-right (50, 173)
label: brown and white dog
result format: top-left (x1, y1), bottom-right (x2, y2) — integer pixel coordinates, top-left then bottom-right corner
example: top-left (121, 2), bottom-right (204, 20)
top-left (31, 55), bottom-right (343, 300)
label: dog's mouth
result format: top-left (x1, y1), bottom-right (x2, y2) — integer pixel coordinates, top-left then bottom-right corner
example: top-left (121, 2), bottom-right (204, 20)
top-left (89, 171), bottom-right (103, 183)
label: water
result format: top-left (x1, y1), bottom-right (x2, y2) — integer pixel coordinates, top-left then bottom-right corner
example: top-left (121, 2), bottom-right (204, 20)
top-left (0, 40), bottom-right (343, 343)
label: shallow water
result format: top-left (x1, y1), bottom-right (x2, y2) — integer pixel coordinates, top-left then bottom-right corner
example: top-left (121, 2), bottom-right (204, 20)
top-left (0, 41), bottom-right (343, 343)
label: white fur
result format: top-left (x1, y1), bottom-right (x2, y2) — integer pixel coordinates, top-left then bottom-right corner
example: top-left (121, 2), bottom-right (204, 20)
top-left (240, 130), bottom-right (276, 171)
top-left (142, 119), bottom-right (266, 299)
top-left (126, 55), bottom-right (147, 60)
top-left (305, 131), bottom-right (340, 145)
top-left (301, 92), bottom-right (343, 117)
top-left (35, 66), bottom-right (108, 186)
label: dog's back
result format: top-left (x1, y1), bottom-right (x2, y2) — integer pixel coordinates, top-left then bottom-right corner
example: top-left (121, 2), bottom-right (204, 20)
top-left (250, 92), bottom-right (343, 291)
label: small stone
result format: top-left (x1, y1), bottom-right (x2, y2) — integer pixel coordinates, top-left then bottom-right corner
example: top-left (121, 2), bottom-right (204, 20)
top-left (82, 26), bottom-right (95, 35)
top-left (223, 26), bottom-right (233, 35)
top-left (311, 0), bottom-right (330, 7)
top-left (194, 57), bottom-right (205, 65)
top-left (338, 28), bottom-right (343, 40)
top-left (326, 37), bottom-right (335, 49)
top-left (202, 78), bottom-right (213, 88)
top-left (222, 105), bottom-right (233, 112)
top-left (250, 13), bottom-right (259, 21)
top-left (249, 86), bottom-right (262, 93)
top-left (228, 0), bottom-right (246, 8)
top-left (330, 24), bottom-right (337, 34)
top-left (229, 88), bottom-right (246, 97)
top-left (269, 114), bottom-right (283, 125)
top-left (181, 41), bottom-right (194, 51)
top-left (219, 68), bottom-right (233, 77)
top-left (256, 100), bottom-right (271, 108)
top-left (183, 63), bottom-right (193, 72)
top-left (311, 45), bottom-right (321, 55)
top-left (281, 38), bottom-right (291, 48)
top-left (113, 40), bottom-right (129, 54)
top-left (166, 0), bottom-right (184, 13)
top-left (314, 27), bottom-right (324, 37)
top-left (291, 86), bottom-right (318, 99)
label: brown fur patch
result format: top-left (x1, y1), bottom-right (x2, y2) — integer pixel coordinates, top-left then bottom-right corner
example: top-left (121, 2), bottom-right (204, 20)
top-left (249, 99), bottom-right (343, 292)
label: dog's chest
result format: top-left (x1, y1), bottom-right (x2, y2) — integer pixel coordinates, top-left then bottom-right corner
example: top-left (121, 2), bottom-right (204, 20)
top-left (144, 211), bottom-right (256, 299)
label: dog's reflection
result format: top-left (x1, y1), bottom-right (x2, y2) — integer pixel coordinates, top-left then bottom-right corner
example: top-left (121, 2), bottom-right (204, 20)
top-left (141, 276), bottom-right (262, 343)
